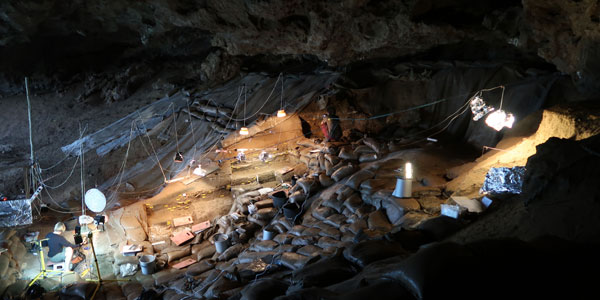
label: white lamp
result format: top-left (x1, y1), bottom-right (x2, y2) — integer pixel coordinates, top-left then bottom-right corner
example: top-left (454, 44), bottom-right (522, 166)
top-left (239, 127), bottom-right (249, 135)
top-left (277, 109), bottom-right (286, 118)
top-left (392, 162), bottom-right (413, 198)
top-left (485, 110), bottom-right (515, 131)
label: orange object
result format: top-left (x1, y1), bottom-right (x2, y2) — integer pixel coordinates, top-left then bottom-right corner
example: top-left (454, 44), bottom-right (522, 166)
top-left (171, 230), bottom-right (194, 246)
top-left (172, 258), bottom-right (196, 269)
top-left (173, 216), bottom-right (193, 227)
top-left (192, 221), bottom-right (211, 233)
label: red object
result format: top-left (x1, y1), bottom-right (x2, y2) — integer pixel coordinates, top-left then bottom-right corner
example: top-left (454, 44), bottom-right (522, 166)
top-left (172, 258), bottom-right (196, 269)
top-left (171, 230), bottom-right (194, 246)
top-left (320, 122), bottom-right (330, 140)
top-left (192, 221), bottom-right (211, 233)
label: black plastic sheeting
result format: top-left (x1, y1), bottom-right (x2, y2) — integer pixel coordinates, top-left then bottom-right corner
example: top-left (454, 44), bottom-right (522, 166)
top-left (426, 65), bottom-right (560, 148)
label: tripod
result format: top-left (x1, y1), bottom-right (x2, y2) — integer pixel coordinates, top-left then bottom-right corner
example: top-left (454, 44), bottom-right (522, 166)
top-left (28, 239), bottom-right (74, 288)
top-left (85, 231), bottom-right (129, 300)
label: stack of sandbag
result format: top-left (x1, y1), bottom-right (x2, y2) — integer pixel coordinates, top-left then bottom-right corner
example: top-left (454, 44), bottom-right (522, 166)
top-left (0, 229), bottom-right (26, 297)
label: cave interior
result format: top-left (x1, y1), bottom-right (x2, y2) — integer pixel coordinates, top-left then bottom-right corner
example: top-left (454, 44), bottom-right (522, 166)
top-left (0, 1), bottom-right (599, 299)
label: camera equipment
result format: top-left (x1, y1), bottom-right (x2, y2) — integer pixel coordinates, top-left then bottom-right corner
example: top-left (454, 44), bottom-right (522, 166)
top-left (93, 215), bottom-right (106, 231)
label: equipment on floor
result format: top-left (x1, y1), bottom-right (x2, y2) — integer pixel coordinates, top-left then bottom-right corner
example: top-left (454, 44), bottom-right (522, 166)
top-left (85, 231), bottom-right (129, 300)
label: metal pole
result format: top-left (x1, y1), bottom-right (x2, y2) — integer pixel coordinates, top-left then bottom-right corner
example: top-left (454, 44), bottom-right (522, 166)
top-left (25, 77), bottom-right (36, 196)
top-left (25, 77), bottom-right (34, 167)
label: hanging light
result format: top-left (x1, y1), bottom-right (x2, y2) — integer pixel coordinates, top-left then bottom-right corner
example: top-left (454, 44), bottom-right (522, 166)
top-left (405, 162), bottom-right (413, 179)
top-left (277, 73), bottom-right (286, 118)
top-left (470, 95), bottom-right (494, 121)
top-left (240, 84), bottom-right (249, 135)
top-left (174, 152), bottom-right (184, 162)
top-left (485, 110), bottom-right (515, 131)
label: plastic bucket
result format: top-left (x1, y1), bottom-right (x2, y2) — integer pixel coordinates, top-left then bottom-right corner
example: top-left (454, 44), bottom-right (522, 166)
top-left (214, 233), bottom-right (230, 253)
top-left (269, 190), bottom-right (288, 209)
top-left (263, 227), bottom-right (276, 241)
top-left (139, 255), bottom-right (156, 275)
top-left (283, 202), bottom-right (300, 220)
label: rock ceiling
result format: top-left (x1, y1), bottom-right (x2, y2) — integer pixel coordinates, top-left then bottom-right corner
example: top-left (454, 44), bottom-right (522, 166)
top-left (1, 0), bottom-right (600, 93)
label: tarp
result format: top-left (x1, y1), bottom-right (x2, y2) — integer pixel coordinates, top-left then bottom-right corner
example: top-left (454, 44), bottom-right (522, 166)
top-left (0, 199), bottom-right (32, 227)
top-left (97, 72), bottom-right (338, 205)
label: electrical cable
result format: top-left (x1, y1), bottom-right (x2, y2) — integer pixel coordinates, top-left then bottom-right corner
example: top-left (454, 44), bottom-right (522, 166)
top-left (229, 73), bottom-right (282, 121)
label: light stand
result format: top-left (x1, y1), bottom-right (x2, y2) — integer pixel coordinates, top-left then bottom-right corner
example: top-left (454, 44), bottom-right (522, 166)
top-left (85, 231), bottom-right (129, 300)
top-left (28, 239), bottom-right (74, 288)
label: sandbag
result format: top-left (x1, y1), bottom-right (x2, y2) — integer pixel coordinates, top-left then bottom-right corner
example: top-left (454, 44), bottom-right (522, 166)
top-left (153, 269), bottom-right (185, 286)
top-left (348, 219), bottom-right (368, 235)
top-left (292, 236), bottom-right (318, 246)
top-left (279, 252), bottom-right (317, 270)
top-left (218, 243), bottom-right (247, 261)
top-left (166, 245), bottom-right (191, 263)
top-left (290, 254), bottom-right (356, 290)
top-left (237, 251), bottom-right (278, 264)
top-left (319, 173), bottom-right (335, 187)
top-left (327, 161), bottom-right (345, 176)
top-left (289, 225), bottom-right (307, 236)
top-left (240, 278), bottom-right (289, 300)
top-left (345, 169), bottom-right (375, 190)
top-left (195, 244), bottom-right (217, 261)
top-left (367, 210), bottom-right (392, 232)
top-left (353, 145), bottom-right (375, 155)
top-left (336, 186), bottom-right (354, 201)
top-left (254, 199), bottom-right (274, 209)
top-left (273, 234), bottom-right (294, 244)
top-left (325, 154), bottom-right (340, 165)
top-left (248, 215), bottom-right (268, 227)
top-left (324, 214), bottom-right (347, 229)
top-left (343, 240), bottom-right (409, 268)
top-left (250, 240), bottom-right (279, 252)
top-left (317, 237), bottom-right (344, 249)
top-left (289, 191), bottom-right (306, 204)
top-left (359, 179), bottom-right (394, 191)
top-left (381, 242), bottom-right (477, 299)
top-left (204, 276), bottom-right (241, 299)
top-left (302, 227), bottom-right (321, 237)
top-left (318, 153), bottom-right (326, 171)
top-left (185, 259), bottom-right (216, 277)
top-left (312, 206), bottom-right (335, 221)
top-left (359, 153), bottom-right (378, 163)
top-left (321, 193), bottom-right (344, 213)
top-left (0, 254), bottom-right (10, 278)
top-left (318, 226), bottom-right (342, 240)
top-left (381, 197), bottom-right (421, 225)
top-left (343, 193), bottom-right (363, 213)
top-left (297, 245), bottom-right (322, 257)
top-left (276, 244), bottom-right (299, 254)
top-left (324, 159), bottom-right (334, 176)
top-left (331, 165), bottom-right (358, 182)
top-left (238, 259), bottom-right (278, 281)
top-left (338, 147), bottom-right (357, 160)
top-left (363, 138), bottom-right (386, 154)
top-left (255, 207), bottom-right (277, 220)
top-left (297, 177), bottom-right (319, 195)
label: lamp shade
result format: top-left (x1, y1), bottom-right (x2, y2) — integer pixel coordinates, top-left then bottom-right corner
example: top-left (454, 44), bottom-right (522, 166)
top-left (239, 127), bottom-right (249, 135)
top-left (84, 188), bottom-right (106, 213)
top-left (277, 109), bottom-right (286, 118)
